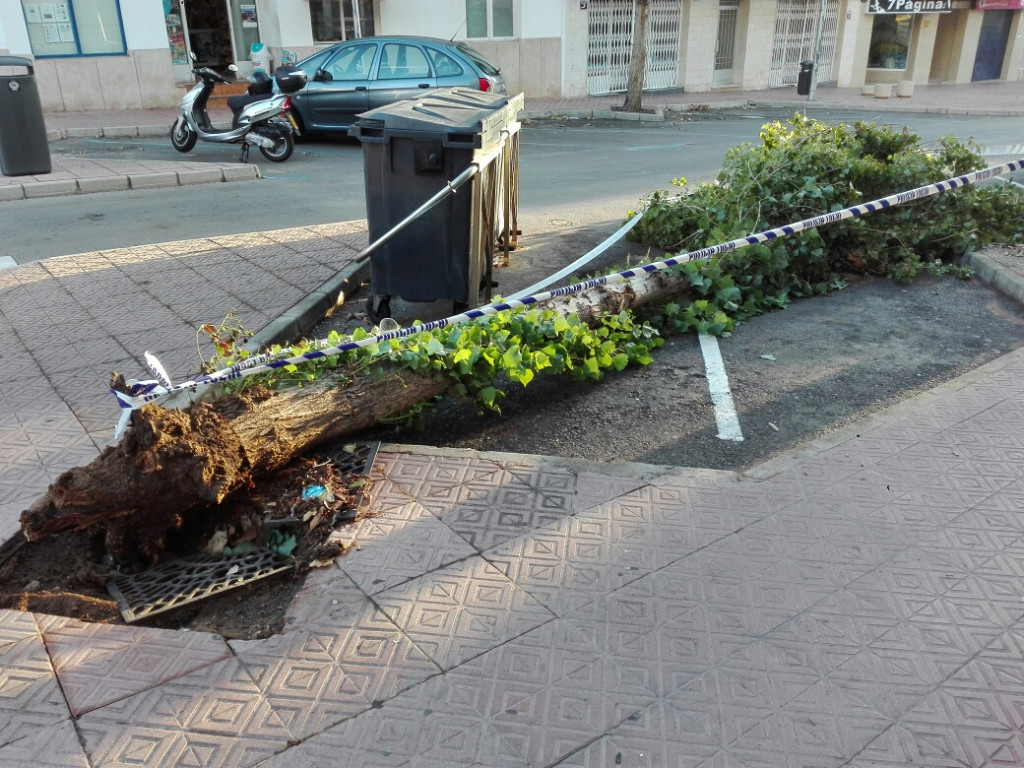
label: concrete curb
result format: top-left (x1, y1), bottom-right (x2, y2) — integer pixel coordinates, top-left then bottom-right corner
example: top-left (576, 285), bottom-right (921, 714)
top-left (964, 248), bottom-right (1024, 305)
top-left (0, 164), bottom-right (262, 201)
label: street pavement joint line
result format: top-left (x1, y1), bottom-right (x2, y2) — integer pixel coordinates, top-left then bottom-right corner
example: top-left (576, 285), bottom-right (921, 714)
top-left (698, 333), bottom-right (743, 442)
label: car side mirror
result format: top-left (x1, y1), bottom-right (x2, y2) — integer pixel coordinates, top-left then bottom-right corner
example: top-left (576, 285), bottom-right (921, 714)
top-left (315, 68), bottom-right (332, 82)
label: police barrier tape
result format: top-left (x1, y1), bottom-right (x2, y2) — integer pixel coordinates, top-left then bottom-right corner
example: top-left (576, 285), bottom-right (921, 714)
top-left (114, 158), bottom-right (1024, 415)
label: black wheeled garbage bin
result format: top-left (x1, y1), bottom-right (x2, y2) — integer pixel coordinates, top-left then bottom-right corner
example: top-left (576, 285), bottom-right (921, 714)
top-left (0, 56), bottom-right (51, 176)
top-left (349, 88), bottom-right (522, 319)
top-left (797, 60), bottom-right (814, 96)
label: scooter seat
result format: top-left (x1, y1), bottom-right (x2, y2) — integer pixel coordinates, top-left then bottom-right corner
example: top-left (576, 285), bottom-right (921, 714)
top-left (227, 93), bottom-right (267, 125)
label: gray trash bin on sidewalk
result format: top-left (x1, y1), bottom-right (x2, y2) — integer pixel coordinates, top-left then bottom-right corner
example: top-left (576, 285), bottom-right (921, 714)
top-left (350, 88), bottom-right (523, 319)
top-left (0, 56), bottom-right (51, 176)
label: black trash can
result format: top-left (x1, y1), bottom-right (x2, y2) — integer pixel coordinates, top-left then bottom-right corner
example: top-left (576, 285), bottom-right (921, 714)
top-left (350, 88), bottom-right (520, 316)
top-left (797, 60), bottom-right (814, 96)
top-left (0, 56), bottom-right (51, 176)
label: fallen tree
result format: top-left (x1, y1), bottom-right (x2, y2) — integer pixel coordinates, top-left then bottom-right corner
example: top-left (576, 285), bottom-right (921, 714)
top-left (22, 117), bottom-right (1024, 561)
top-left (20, 269), bottom-right (685, 560)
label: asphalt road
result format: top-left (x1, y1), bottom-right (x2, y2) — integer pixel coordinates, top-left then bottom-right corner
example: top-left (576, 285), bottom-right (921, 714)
top-left (5, 107), bottom-right (1024, 264)
top-left (7, 109), bottom-right (1024, 471)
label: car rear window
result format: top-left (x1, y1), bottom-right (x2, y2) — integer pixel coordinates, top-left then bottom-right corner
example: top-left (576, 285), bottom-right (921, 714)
top-left (456, 42), bottom-right (500, 76)
top-left (428, 49), bottom-right (465, 78)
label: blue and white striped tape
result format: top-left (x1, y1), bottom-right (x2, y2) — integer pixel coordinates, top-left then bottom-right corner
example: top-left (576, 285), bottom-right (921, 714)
top-left (113, 158), bottom-right (1024, 412)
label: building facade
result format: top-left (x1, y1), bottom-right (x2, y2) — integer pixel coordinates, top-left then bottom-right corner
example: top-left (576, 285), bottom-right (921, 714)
top-left (0, 0), bottom-right (1020, 112)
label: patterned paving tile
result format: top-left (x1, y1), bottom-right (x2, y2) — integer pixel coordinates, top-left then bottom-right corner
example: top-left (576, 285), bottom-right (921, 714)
top-left (278, 564), bottom-right (372, 633)
top-left (338, 498), bottom-right (476, 595)
top-left (550, 704), bottom-right (724, 768)
top-left (41, 617), bottom-right (232, 716)
top-left (443, 622), bottom-right (653, 767)
top-left (231, 602), bottom-right (439, 740)
top-left (0, 717), bottom-right (89, 767)
top-left (77, 657), bottom-right (294, 768)
top-left (0, 608), bottom-right (39, 648)
top-left (420, 487), bottom-right (567, 553)
top-left (379, 452), bottom-right (510, 501)
top-left (0, 633), bottom-right (69, 745)
top-left (374, 556), bottom-right (556, 670)
top-left (483, 509), bottom-right (654, 616)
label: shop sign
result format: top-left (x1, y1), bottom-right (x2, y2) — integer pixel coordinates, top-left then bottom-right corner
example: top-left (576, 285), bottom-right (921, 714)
top-left (972, 0), bottom-right (1024, 9)
top-left (868, 0), bottom-right (952, 12)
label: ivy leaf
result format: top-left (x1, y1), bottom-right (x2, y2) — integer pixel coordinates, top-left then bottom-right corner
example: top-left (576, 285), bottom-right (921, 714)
top-left (479, 386), bottom-right (498, 408)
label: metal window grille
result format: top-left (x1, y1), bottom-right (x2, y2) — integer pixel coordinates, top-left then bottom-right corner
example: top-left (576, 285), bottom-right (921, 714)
top-left (587, 0), bottom-right (681, 95)
top-left (769, 0), bottom-right (840, 87)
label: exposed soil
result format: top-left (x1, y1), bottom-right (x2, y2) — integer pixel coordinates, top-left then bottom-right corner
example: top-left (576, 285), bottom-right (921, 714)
top-left (0, 447), bottom-right (379, 640)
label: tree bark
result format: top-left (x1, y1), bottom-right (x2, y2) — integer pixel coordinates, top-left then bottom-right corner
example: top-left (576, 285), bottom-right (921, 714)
top-left (20, 266), bottom-right (690, 552)
top-left (622, 0), bottom-right (650, 114)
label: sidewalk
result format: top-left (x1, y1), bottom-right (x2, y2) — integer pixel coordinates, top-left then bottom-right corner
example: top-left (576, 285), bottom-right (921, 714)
top-left (2, 83), bottom-right (1024, 767)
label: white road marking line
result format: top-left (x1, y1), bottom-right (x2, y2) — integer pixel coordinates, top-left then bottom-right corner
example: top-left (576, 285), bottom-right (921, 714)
top-left (698, 333), bottom-right (744, 442)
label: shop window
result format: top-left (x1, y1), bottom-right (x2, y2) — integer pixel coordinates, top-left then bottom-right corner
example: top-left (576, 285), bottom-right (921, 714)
top-left (20, 0), bottom-right (126, 57)
top-left (310, 0), bottom-right (374, 44)
top-left (466, 0), bottom-right (514, 38)
top-left (868, 14), bottom-right (911, 70)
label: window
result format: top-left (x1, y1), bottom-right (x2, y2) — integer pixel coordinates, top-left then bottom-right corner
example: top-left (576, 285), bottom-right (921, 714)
top-left (867, 14), bottom-right (911, 70)
top-left (378, 44), bottom-right (430, 80)
top-left (20, 0), bottom-right (126, 57)
top-left (466, 0), bottom-right (514, 38)
top-left (324, 42), bottom-right (377, 80)
top-left (310, 0), bottom-right (374, 44)
top-left (427, 49), bottom-right (465, 78)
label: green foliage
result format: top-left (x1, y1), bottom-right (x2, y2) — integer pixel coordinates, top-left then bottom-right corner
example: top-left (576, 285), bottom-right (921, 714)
top-left (198, 307), bottom-right (663, 420)
top-left (629, 113), bottom-right (1024, 335)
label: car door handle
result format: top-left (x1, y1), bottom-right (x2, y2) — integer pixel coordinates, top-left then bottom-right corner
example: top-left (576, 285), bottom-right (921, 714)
top-left (418, 83), bottom-right (430, 88)
top-left (355, 86), bottom-right (367, 91)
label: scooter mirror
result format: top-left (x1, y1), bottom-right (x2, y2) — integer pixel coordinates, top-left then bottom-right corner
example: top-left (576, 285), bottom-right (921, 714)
top-left (189, 51), bottom-right (197, 62)
top-left (228, 64), bottom-right (239, 73)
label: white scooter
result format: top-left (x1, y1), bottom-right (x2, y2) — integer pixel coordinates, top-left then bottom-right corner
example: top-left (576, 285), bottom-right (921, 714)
top-left (170, 57), bottom-right (303, 163)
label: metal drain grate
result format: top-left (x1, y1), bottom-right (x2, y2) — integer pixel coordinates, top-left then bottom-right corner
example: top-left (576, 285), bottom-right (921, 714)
top-left (322, 441), bottom-right (379, 508)
top-left (107, 549), bottom-right (292, 623)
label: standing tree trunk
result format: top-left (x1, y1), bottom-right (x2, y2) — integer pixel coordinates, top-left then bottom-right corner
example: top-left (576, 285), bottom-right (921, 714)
top-left (622, 0), bottom-right (650, 113)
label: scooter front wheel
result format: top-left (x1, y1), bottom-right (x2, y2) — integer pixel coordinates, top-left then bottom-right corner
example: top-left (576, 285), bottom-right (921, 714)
top-left (170, 120), bottom-right (197, 153)
top-left (259, 131), bottom-right (294, 162)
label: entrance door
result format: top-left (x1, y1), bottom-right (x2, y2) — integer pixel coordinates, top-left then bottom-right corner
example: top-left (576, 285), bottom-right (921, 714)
top-left (182, 0), bottom-right (232, 71)
top-left (973, 10), bottom-right (1012, 81)
top-left (714, 0), bottom-right (740, 87)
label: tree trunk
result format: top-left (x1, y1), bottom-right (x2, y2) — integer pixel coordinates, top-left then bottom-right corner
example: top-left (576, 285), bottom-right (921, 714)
top-left (622, 0), bottom-right (650, 114)
top-left (20, 266), bottom-right (690, 553)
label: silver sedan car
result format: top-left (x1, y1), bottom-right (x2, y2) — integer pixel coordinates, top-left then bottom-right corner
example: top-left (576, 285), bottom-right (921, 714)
top-left (283, 35), bottom-right (507, 135)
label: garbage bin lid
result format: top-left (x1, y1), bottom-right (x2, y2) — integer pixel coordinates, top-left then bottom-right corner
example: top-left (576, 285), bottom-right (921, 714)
top-left (251, 42), bottom-right (265, 52)
top-left (0, 55), bottom-right (33, 72)
top-left (351, 88), bottom-right (519, 147)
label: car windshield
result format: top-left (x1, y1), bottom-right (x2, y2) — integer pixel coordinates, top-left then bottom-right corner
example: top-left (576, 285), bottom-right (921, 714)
top-left (456, 42), bottom-right (500, 76)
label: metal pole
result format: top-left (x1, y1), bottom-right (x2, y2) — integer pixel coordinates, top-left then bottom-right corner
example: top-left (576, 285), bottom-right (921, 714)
top-left (808, 0), bottom-right (827, 101)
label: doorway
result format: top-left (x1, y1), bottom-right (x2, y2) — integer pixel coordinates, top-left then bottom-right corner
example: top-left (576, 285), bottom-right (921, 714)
top-left (182, 0), bottom-right (233, 71)
top-left (714, 0), bottom-right (740, 87)
top-left (973, 10), bottom-right (1012, 81)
